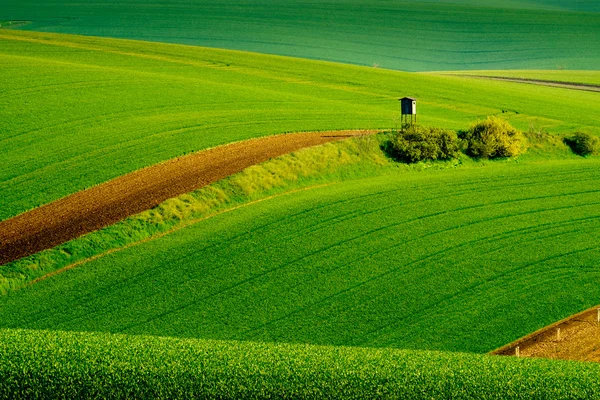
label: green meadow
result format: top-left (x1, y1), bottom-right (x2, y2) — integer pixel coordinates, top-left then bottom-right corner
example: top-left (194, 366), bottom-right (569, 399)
top-left (2, 0), bottom-right (599, 71)
top-left (1, 30), bottom-right (599, 221)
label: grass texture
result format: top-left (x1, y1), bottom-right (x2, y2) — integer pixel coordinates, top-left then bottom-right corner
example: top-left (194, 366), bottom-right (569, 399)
top-left (1, 30), bottom-right (599, 221)
top-left (2, 328), bottom-right (600, 399)
top-left (3, 0), bottom-right (599, 71)
top-left (2, 156), bottom-right (599, 353)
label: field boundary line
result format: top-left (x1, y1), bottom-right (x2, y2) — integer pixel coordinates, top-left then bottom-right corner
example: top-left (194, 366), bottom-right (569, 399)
top-left (446, 74), bottom-right (600, 93)
top-left (489, 304), bottom-right (600, 355)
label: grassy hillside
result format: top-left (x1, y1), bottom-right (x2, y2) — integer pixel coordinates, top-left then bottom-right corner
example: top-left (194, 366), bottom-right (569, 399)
top-left (2, 1), bottom-right (599, 71)
top-left (2, 328), bottom-right (600, 399)
top-left (2, 157), bottom-right (599, 353)
top-left (1, 30), bottom-right (599, 222)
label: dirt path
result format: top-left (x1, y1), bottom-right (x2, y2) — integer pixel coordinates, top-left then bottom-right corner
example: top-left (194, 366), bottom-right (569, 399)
top-left (491, 305), bottom-right (600, 362)
top-left (451, 75), bottom-right (600, 93)
top-left (0, 130), bottom-right (374, 266)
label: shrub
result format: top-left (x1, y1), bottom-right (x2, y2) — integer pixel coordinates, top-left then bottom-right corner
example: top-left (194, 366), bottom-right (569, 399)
top-left (564, 132), bottom-right (598, 156)
top-left (459, 117), bottom-right (525, 159)
top-left (386, 125), bottom-right (460, 163)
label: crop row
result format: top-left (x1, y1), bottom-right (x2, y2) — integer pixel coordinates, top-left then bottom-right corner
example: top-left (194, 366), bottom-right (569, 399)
top-left (1, 159), bottom-right (599, 353)
top-left (2, 328), bottom-right (600, 399)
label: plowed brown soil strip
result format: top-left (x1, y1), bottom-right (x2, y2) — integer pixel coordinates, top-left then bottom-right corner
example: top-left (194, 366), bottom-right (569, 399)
top-left (491, 305), bottom-right (600, 363)
top-left (0, 130), bottom-right (374, 266)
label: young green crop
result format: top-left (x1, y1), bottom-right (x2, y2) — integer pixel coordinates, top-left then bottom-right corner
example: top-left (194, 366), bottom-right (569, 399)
top-left (3, 0), bottom-right (599, 71)
top-left (2, 158), bottom-right (599, 353)
top-left (1, 30), bottom-right (599, 221)
top-left (2, 328), bottom-right (600, 399)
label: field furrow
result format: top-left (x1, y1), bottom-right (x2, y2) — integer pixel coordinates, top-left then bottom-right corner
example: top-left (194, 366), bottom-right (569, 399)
top-left (2, 160), bottom-right (599, 353)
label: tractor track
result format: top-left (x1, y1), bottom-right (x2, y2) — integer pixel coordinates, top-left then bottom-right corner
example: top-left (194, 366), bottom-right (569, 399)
top-left (452, 75), bottom-right (600, 93)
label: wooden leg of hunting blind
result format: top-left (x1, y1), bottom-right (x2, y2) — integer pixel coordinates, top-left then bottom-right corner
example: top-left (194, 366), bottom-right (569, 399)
top-left (557, 328), bottom-right (561, 341)
top-left (597, 308), bottom-right (600, 323)
top-left (515, 346), bottom-right (520, 357)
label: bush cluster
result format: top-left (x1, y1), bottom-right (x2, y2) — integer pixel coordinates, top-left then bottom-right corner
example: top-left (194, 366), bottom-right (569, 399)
top-left (459, 116), bottom-right (524, 159)
top-left (386, 125), bottom-right (460, 163)
top-left (565, 132), bottom-right (598, 156)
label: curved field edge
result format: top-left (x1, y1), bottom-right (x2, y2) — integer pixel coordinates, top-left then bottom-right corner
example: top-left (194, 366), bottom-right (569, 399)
top-left (2, 30), bottom-right (600, 222)
top-left (2, 329), bottom-right (600, 400)
top-left (0, 129), bottom-right (377, 266)
top-left (2, 154), bottom-right (600, 353)
top-left (491, 304), bottom-right (600, 362)
top-left (0, 135), bottom-right (393, 293)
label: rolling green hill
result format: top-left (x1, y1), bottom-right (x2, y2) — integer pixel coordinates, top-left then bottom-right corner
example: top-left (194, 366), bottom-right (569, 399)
top-left (1, 11), bottom-right (599, 395)
top-left (1, 30), bottom-right (599, 222)
top-left (1, 2), bottom-right (599, 397)
top-left (2, 0), bottom-right (599, 71)
top-left (2, 328), bottom-right (600, 399)
top-left (2, 158), bottom-right (599, 353)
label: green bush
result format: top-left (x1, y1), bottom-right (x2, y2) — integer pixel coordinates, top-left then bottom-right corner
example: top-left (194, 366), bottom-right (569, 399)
top-left (460, 117), bottom-right (525, 159)
top-left (565, 132), bottom-right (598, 156)
top-left (386, 125), bottom-right (460, 163)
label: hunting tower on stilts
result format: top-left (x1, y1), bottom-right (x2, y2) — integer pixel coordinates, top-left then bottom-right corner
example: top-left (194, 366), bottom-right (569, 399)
top-left (399, 97), bottom-right (417, 127)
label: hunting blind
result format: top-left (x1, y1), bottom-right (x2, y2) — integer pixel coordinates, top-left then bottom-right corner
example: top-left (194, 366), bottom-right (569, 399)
top-left (399, 97), bottom-right (417, 126)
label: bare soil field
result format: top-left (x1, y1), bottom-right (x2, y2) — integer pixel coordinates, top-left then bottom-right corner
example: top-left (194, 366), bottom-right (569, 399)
top-left (0, 130), bottom-right (373, 266)
top-left (492, 306), bottom-right (600, 362)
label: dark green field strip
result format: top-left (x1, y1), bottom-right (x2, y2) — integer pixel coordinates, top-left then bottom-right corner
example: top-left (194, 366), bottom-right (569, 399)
top-left (3, 329), bottom-right (600, 400)
top-left (2, 0), bottom-right (599, 71)
top-left (1, 160), bottom-right (599, 353)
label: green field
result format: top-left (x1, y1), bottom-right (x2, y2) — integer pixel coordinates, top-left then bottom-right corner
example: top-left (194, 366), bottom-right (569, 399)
top-left (2, 158), bottom-right (599, 354)
top-left (2, 2), bottom-right (600, 396)
top-left (2, 0), bottom-right (599, 71)
top-left (2, 30), bottom-right (599, 221)
top-left (2, 328), bottom-right (600, 399)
